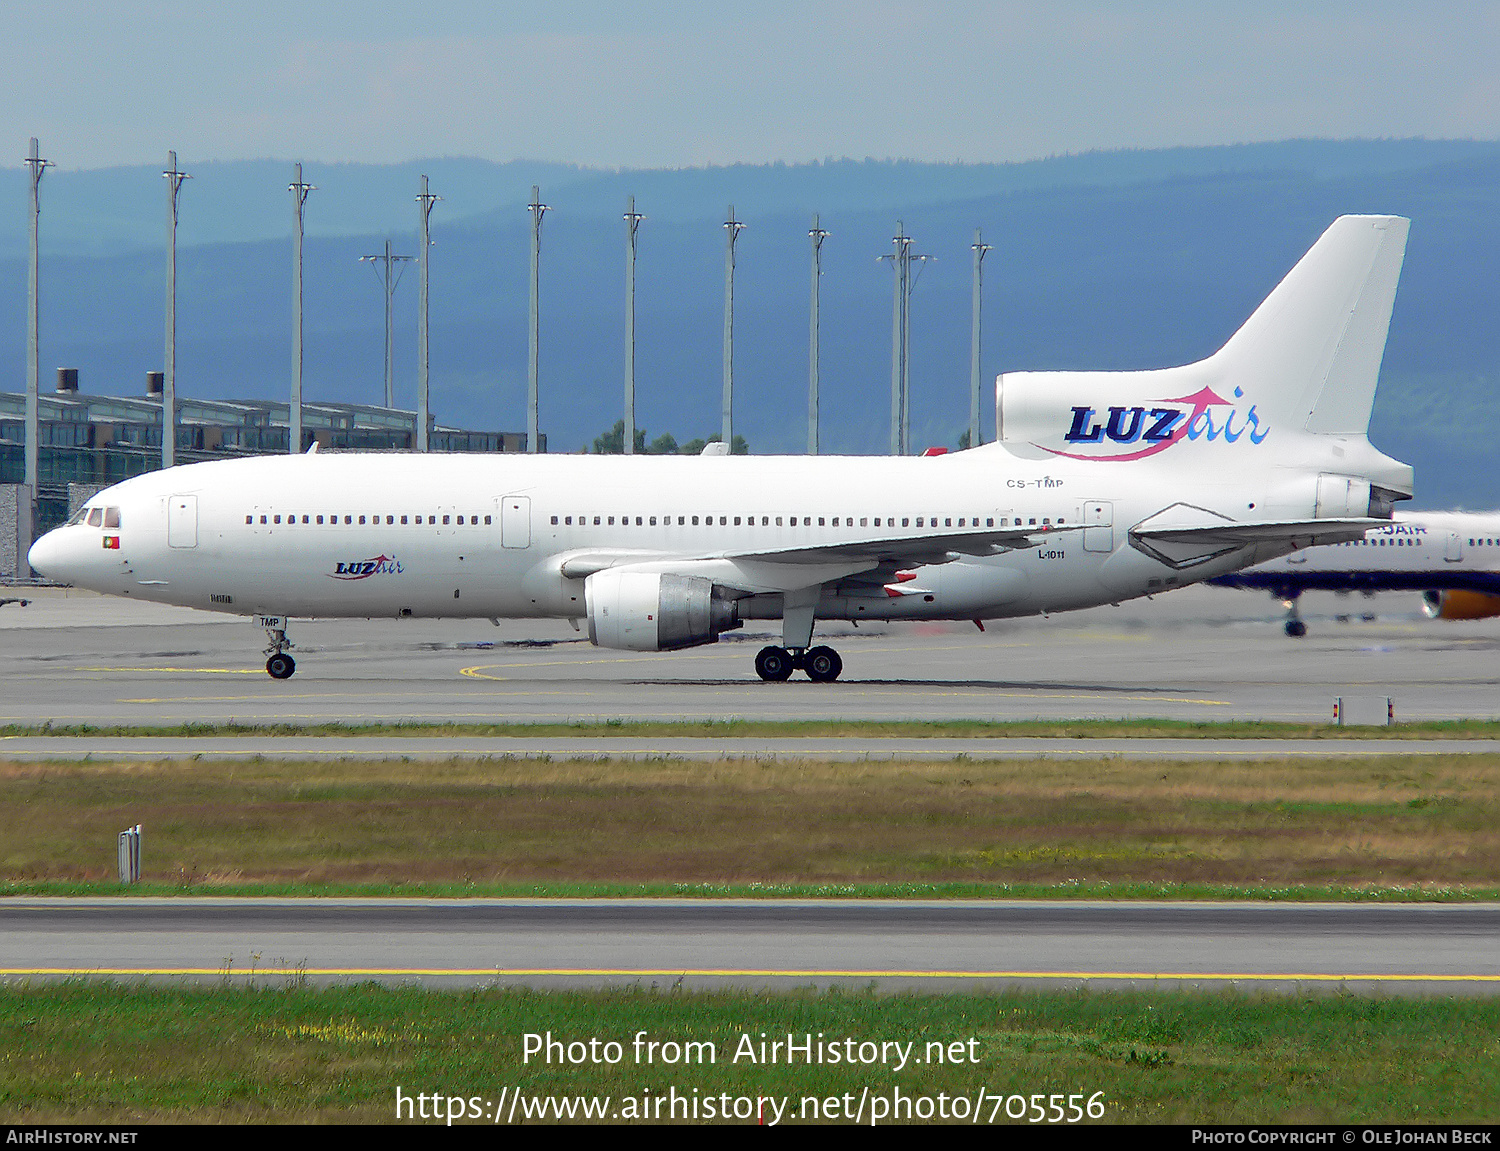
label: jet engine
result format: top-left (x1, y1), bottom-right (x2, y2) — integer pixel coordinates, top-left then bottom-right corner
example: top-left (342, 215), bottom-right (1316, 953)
top-left (585, 569), bottom-right (742, 651)
top-left (1421, 590), bottom-right (1500, 621)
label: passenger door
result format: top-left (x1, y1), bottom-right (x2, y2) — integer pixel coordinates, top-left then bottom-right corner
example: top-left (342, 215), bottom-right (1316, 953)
top-left (167, 494), bottom-right (197, 549)
top-left (1082, 500), bottom-right (1113, 553)
top-left (500, 495), bottom-right (531, 549)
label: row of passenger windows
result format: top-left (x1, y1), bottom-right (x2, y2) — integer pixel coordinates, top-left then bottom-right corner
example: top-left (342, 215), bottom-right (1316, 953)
top-left (245, 511), bottom-right (1062, 530)
top-left (548, 514), bottom-right (1058, 528)
top-left (1337, 537), bottom-right (1422, 546)
top-left (1469, 539), bottom-right (1497, 547)
top-left (247, 513), bottom-right (492, 526)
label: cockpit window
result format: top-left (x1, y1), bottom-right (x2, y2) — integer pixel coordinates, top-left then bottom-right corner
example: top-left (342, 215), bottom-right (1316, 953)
top-left (86, 508), bottom-right (103, 527)
top-left (67, 507), bottom-right (89, 526)
top-left (103, 507), bottom-right (121, 529)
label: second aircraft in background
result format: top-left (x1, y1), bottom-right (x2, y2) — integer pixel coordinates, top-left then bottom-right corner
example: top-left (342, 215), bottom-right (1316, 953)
top-left (1209, 510), bottom-right (1500, 635)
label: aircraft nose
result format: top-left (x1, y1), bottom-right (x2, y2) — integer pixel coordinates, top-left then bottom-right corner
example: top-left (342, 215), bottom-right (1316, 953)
top-left (27, 529), bottom-right (64, 580)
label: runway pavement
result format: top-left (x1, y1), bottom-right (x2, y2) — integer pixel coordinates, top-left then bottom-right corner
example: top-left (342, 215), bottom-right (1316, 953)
top-left (3, 585), bottom-right (1498, 727)
top-left (4, 898), bottom-right (1497, 994)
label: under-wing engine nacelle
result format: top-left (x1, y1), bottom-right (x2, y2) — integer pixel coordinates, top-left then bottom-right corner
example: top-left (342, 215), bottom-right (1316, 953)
top-left (585, 570), bottom-right (742, 651)
top-left (1421, 589), bottom-right (1500, 621)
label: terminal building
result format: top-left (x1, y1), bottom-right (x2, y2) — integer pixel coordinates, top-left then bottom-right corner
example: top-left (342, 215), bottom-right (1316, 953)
top-left (0, 369), bottom-right (534, 580)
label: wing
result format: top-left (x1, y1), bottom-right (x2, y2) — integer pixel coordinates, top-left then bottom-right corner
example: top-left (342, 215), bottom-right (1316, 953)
top-left (552, 524), bottom-right (1077, 594)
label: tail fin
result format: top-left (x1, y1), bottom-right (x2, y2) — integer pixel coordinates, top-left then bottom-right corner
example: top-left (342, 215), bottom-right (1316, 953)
top-left (997, 215), bottom-right (1410, 464)
top-left (1211, 214), bottom-right (1408, 435)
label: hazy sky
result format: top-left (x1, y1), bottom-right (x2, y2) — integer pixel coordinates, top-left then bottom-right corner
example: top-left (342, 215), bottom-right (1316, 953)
top-left (7, 1), bottom-right (1498, 170)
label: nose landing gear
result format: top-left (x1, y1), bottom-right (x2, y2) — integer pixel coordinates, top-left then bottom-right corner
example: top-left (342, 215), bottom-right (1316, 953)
top-left (263, 621), bottom-right (296, 678)
top-left (1280, 593), bottom-right (1307, 638)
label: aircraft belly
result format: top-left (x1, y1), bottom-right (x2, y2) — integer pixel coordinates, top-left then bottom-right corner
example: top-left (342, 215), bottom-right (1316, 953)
top-left (926, 561), bottom-right (1030, 613)
top-left (820, 563), bottom-right (1029, 620)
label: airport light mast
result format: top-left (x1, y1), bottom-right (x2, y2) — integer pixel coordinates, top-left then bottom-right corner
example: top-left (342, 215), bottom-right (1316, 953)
top-left (416, 175), bottom-right (440, 452)
top-left (359, 241), bottom-right (413, 410)
top-left (163, 151), bottom-right (190, 469)
top-left (527, 186), bottom-right (549, 453)
top-left (879, 223), bottom-right (930, 455)
top-left (24, 137), bottom-right (51, 504)
top-left (969, 227), bottom-right (991, 449)
top-left (623, 196), bottom-right (643, 455)
top-left (808, 214), bottom-right (828, 455)
top-left (722, 205), bottom-right (745, 448)
top-left (289, 163), bottom-right (315, 455)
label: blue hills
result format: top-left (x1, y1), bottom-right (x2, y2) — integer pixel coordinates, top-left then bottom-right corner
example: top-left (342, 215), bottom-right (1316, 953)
top-left (1, 138), bottom-right (1497, 507)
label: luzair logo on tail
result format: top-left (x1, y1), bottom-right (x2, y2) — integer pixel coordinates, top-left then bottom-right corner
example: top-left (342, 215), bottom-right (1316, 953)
top-left (1049, 386), bottom-right (1271, 462)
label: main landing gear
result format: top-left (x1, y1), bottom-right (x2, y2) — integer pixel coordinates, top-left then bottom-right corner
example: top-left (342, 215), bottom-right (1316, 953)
top-left (264, 622), bottom-right (296, 679)
top-left (755, 644), bottom-right (843, 683)
top-left (754, 587), bottom-right (843, 681)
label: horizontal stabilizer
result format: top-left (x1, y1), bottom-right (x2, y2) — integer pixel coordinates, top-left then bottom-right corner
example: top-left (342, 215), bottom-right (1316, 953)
top-left (1130, 503), bottom-right (1382, 569)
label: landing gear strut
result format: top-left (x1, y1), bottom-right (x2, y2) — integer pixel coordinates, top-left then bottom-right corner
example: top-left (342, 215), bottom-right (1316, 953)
top-left (758, 587), bottom-right (843, 681)
top-left (754, 644), bottom-right (843, 683)
top-left (1280, 594), bottom-right (1307, 638)
top-left (264, 623), bottom-right (296, 679)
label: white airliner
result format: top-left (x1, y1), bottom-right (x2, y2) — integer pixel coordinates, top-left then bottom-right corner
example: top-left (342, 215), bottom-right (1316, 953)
top-left (1208, 510), bottom-right (1500, 635)
top-left (29, 215), bottom-right (1415, 682)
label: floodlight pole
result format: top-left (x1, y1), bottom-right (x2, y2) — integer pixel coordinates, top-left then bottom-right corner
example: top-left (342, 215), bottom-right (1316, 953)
top-left (527, 185), bottom-right (549, 452)
top-left (904, 247), bottom-right (932, 453)
top-left (416, 175), bottom-right (440, 452)
top-left (23, 137), bottom-right (50, 500)
top-left (879, 224), bottom-right (929, 455)
top-left (969, 227), bottom-right (992, 448)
top-left (359, 240), bottom-right (413, 409)
top-left (879, 224), bottom-right (911, 455)
top-left (722, 205), bottom-right (744, 447)
top-left (289, 163), bottom-right (315, 455)
top-left (894, 240), bottom-right (906, 456)
top-left (808, 214), bottom-right (828, 455)
top-left (623, 196), bottom-right (643, 455)
top-left (163, 151), bottom-right (190, 469)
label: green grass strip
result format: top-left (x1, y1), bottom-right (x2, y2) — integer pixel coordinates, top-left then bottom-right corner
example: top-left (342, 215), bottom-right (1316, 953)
top-left (3, 984), bottom-right (1498, 1123)
top-left (5, 879), bottom-right (1499, 901)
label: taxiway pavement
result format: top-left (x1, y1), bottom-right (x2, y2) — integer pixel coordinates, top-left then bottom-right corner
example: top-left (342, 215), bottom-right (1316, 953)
top-left (2, 586), bottom-right (1495, 727)
top-left (3, 898), bottom-right (1496, 994)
